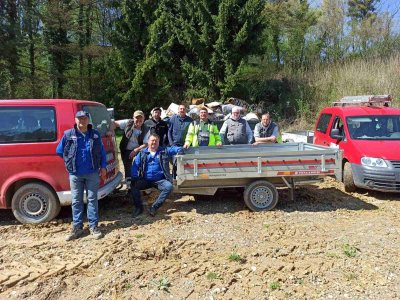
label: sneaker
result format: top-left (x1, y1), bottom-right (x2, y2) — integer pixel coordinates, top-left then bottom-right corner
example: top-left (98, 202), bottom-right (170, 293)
top-left (65, 227), bottom-right (84, 241)
top-left (90, 226), bottom-right (103, 240)
top-left (148, 206), bottom-right (157, 217)
top-left (132, 206), bottom-right (144, 218)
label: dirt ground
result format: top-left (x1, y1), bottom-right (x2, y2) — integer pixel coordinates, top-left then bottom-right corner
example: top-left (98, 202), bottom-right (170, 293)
top-left (0, 177), bottom-right (399, 300)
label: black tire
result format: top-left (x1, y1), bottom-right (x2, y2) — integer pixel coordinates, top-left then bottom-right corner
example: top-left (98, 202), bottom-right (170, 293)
top-left (11, 183), bottom-right (61, 224)
top-left (243, 180), bottom-right (278, 212)
top-left (343, 162), bottom-right (357, 193)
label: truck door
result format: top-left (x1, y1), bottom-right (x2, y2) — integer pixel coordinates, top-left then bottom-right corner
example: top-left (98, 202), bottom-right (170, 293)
top-left (327, 116), bottom-right (346, 149)
top-left (314, 113), bottom-right (332, 145)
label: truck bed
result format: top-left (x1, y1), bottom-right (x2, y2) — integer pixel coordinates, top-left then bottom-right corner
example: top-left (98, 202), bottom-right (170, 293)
top-left (175, 143), bottom-right (342, 195)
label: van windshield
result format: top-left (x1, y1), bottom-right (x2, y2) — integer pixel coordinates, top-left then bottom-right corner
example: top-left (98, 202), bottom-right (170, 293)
top-left (83, 105), bottom-right (112, 137)
top-left (346, 115), bottom-right (400, 140)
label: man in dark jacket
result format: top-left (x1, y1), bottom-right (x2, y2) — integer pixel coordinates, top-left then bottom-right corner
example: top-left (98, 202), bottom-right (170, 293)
top-left (168, 104), bottom-right (193, 146)
top-left (56, 111), bottom-right (107, 241)
top-left (144, 107), bottom-right (168, 146)
top-left (131, 133), bottom-right (182, 217)
top-left (114, 110), bottom-right (146, 179)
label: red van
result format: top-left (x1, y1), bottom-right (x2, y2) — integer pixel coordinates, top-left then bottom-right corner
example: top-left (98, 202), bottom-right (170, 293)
top-left (0, 99), bottom-right (122, 223)
top-left (314, 95), bottom-right (400, 192)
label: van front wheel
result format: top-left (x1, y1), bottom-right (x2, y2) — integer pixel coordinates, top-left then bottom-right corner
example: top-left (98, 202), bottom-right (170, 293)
top-left (11, 183), bottom-right (61, 224)
top-left (343, 162), bottom-right (357, 193)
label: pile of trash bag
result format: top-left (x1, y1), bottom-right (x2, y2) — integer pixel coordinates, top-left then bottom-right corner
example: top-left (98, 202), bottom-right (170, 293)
top-left (161, 97), bottom-right (263, 122)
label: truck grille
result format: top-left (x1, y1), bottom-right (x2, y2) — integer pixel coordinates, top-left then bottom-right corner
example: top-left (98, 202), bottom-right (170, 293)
top-left (362, 179), bottom-right (400, 191)
top-left (390, 160), bottom-right (400, 169)
top-left (363, 170), bottom-right (400, 191)
top-left (363, 170), bottom-right (395, 181)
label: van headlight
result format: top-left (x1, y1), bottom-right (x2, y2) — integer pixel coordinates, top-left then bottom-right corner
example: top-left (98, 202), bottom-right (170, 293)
top-left (361, 157), bottom-right (388, 168)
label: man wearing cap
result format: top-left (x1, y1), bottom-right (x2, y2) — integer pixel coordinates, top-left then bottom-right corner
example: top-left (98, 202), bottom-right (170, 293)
top-left (219, 106), bottom-right (253, 145)
top-left (114, 110), bottom-right (147, 179)
top-left (144, 107), bottom-right (168, 146)
top-left (56, 111), bottom-right (107, 241)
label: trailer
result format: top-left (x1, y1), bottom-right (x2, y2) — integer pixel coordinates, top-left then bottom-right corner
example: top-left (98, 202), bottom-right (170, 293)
top-left (174, 143), bottom-right (342, 211)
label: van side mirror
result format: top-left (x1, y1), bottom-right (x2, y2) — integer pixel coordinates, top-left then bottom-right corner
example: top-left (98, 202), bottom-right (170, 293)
top-left (331, 128), bottom-right (343, 140)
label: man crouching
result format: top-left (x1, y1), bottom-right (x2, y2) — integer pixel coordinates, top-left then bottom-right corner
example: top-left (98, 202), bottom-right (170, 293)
top-left (131, 133), bottom-right (182, 217)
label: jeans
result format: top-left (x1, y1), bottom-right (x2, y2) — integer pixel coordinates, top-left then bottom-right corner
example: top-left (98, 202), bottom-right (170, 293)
top-left (131, 178), bottom-right (173, 210)
top-left (69, 172), bottom-right (100, 229)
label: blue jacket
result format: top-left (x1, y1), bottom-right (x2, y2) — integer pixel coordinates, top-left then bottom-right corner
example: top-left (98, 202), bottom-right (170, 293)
top-left (56, 125), bottom-right (107, 175)
top-left (131, 146), bottom-right (182, 182)
top-left (168, 114), bottom-right (193, 146)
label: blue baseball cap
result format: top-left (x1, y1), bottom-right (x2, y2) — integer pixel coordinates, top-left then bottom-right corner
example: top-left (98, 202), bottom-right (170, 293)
top-left (75, 111), bottom-right (90, 118)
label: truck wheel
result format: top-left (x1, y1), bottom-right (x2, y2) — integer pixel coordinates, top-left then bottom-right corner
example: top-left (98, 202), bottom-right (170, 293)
top-left (243, 180), bottom-right (278, 212)
top-left (11, 183), bottom-right (61, 224)
top-left (343, 162), bottom-right (357, 193)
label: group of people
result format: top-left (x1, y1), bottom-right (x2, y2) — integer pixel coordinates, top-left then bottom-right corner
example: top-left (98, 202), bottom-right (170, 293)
top-left (56, 105), bottom-right (279, 241)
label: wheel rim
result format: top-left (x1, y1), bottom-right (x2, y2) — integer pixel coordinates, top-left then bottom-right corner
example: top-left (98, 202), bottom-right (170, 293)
top-left (20, 192), bottom-right (48, 219)
top-left (250, 186), bottom-right (274, 209)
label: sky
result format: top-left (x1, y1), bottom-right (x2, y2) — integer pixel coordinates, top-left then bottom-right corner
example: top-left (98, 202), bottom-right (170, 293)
top-left (310, 0), bottom-right (400, 31)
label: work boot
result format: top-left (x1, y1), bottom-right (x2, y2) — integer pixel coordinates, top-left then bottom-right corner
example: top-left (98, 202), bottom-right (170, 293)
top-left (132, 206), bottom-right (144, 218)
top-left (65, 227), bottom-right (84, 241)
top-left (148, 206), bottom-right (157, 217)
top-left (90, 226), bottom-right (103, 240)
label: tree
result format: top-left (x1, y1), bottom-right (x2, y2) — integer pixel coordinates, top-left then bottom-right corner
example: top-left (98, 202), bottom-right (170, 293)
top-left (0, 0), bottom-right (20, 98)
top-left (43, 0), bottom-right (74, 98)
top-left (317, 0), bottom-right (346, 62)
top-left (115, 0), bottom-right (265, 110)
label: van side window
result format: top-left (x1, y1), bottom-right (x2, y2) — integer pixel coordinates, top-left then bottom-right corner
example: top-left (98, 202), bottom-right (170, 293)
top-left (0, 107), bottom-right (56, 144)
top-left (316, 113), bottom-right (332, 134)
top-left (82, 105), bottom-right (112, 137)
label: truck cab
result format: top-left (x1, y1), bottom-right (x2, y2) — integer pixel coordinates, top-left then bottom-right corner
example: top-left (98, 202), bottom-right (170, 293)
top-left (314, 95), bottom-right (400, 192)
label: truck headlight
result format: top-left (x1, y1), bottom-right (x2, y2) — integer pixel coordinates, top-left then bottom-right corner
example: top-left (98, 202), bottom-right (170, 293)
top-left (361, 157), bottom-right (388, 168)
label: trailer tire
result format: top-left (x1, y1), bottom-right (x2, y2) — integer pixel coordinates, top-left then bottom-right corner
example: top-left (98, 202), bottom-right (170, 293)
top-left (243, 180), bottom-right (278, 212)
top-left (11, 183), bottom-right (61, 224)
top-left (343, 162), bottom-right (357, 193)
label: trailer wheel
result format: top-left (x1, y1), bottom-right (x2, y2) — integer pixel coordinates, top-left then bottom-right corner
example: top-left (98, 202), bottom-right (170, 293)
top-left (11, 183), bottom-right (61, 224)
top-left (243, 180), bottom-right (278, 212)
top-left (343, 162), bottom-right (357, 193)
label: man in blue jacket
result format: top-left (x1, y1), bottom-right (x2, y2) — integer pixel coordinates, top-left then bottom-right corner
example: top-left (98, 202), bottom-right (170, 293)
top-left (56, 111), bottom-right (107, 241)
top-left (168, 104), bottom-right (193, 146)
top-left (131, 133), bottom-right (182, 217)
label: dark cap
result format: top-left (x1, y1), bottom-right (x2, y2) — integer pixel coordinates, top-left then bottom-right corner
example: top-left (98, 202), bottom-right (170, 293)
top-left (152, 107), bottom-right (161, 112)
top-left (75, 111), bottom-right (90, 118)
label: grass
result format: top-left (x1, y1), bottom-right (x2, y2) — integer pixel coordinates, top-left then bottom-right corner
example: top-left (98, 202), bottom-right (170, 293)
top-left (342, 243), bottom-right (357, 258)
top-left (228, 252), bottom-right (244, 263)
top-left (344, 272), bottom-right (358, 281)
top-left (269, 281), bottom-right (280, 290)
top-left (326, 252), bottom-right (340, 258)
top-left (262, 223), bottom-right (270, 230)
top-left (134, 233), bottom-right (145, 239)
top-left (206, 272), bottom-right (219, 280)
top-left (156, 277), bottom-right (170, 291)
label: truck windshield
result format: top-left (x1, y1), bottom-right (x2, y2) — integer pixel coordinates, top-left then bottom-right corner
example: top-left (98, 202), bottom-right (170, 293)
top-left (83, 105), bottom-right (112, 137)
top-left (346, 115), bottom-right (400, 140)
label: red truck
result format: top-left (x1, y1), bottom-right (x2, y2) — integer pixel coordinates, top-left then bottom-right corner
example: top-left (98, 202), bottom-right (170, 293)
top-left (0, 99), bottom-right (122, 224)
top-left (313, 95), bottom-right (400, 192)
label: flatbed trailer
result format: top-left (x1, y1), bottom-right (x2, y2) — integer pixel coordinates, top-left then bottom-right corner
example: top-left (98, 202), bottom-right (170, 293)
top-left (174, 143), bottom-right (342, 211)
